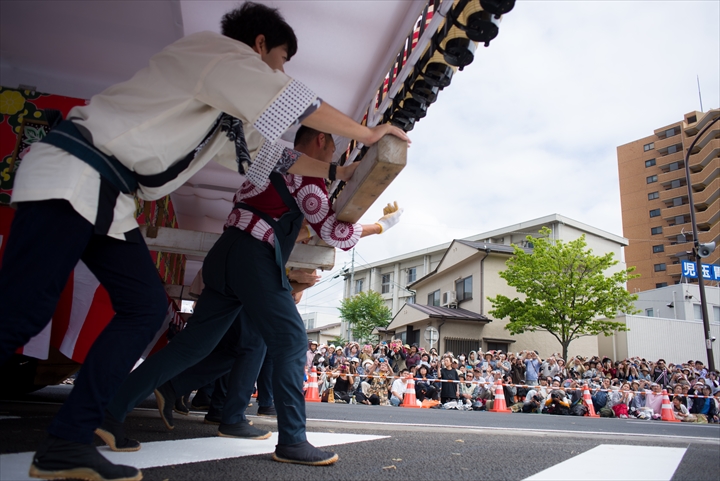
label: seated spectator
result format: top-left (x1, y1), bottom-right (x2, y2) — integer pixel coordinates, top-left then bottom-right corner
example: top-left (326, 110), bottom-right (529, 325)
top-left (356, 358), bottom-right (392, 406)
top-left (458, 372), bottom-right (476, 407)
top-left (331, 365), bottom-right (354, 404)
top-left (671, 384), bottom-right (687, 407)
top-left (390, 369), bottom-right (411, 406)
top-left (672, 395), bottom-right (697, 422)
top-left (415, 363), bottom-right (438, 402)
top-left (544, 390), bottom-right (571, 415)
top-left (689, 385), bottom-right (717, 422)
top-left (522, 393), bottom-right (544, 413)
top-left (610, 383), bottom-right (633, 418)
top-left (645, 383), bottom-right (664, 417)
top-left (591, 378), bottom-right (611, 413)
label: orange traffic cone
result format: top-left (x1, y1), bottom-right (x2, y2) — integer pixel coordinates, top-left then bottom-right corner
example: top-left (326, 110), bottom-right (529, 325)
top-left (582, 384), bottom-right (599, 418)
top-left (401, 378), bottom-right (421, 408)
top-left (489, 380), bottom-right (511, 413)
top-left (305, 367), bottom-right (321, 403)
top-left (661, 389), bottom-right (680, 423)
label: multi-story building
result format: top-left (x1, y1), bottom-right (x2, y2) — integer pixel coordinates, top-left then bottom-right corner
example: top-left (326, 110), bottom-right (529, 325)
top-left (617, 109), bottom-right (719, 292)
top-left (341, 214), bottom-right (628, 355)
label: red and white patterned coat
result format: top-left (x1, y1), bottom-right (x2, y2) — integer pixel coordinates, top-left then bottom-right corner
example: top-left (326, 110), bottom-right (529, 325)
top-left (225, 174), bottom-right (362, 251)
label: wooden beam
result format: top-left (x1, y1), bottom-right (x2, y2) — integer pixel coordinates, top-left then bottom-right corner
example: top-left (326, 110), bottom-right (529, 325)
top-left (333, 135), bottom-right (407, 223)
top-left (140, 226), bottom-right (335, 270)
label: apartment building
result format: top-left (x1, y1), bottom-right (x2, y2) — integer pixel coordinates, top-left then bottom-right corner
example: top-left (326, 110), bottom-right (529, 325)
top-left (341, 214), bottom-right (628, 354)
top-left (617, 109), bottom-right (720, 292)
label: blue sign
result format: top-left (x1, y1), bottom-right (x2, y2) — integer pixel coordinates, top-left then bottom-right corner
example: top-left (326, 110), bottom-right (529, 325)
top-left (681, 260), bottom-right (720, 281)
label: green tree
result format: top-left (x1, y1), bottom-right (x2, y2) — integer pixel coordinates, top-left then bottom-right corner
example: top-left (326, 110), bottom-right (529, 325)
top-left (488, 227), bottom-right (639, 360)
top-left (328, 335), bottom-right (348, 347)
top-left (338, 290), bottom-right (392, 344)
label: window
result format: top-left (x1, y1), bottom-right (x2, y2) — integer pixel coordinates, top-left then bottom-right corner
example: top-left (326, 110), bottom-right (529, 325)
top-left (675, 215), bottom-right (685, 225)
top-left (407, 295), bottom-right (415, 305)
top-left (645, 158), bottom-right (656, 168)
top-left (669, 162), bottom-right (679, 171)
top-left (677, 234), bottom-right (687, 244)
top-left (407, 267), bottom-right (416, 284)
top-left (455, 276), bottom-right (473, 302)
top-left (687, 115), bottom-right (697, 124)
top-left (381, 274), bottom-right (391, 294)
top-left (672, 197), bottom-right (683, 207)
top-left (427, 289), bottom-right (440, 307)
top-left (693, 304), bottom-right (702, 320)
top-left (643, 142), bottom-right (654, 151)
top-left (649, 209), bottom-right (661, 217)
top-left (654, 263), bottom-right (666, 272)
top-left (665, 128), bottom-right (677, 138)
top-left (652, 245), bottom-right (665, 253)
top-left (651, 226), bottom-right (663, 235)
top-left (645, 308), bottom-right (654, 317)
top-left (646, 175), bottom-right (658, 184)
top-left (648, 191), bottom-right (659, 200)
top-left (714, 306), bottom-right (720, 323)
top-left (671, 179), bottom-right (682, 189)
top-left (667, 145), bottom-right (678, 154)
top-left (445, 338), bottom-right (481, 356)
top-left (656, 282), bottom-right (668, 288)
top-left (355, 279), bottom-right (363, 294)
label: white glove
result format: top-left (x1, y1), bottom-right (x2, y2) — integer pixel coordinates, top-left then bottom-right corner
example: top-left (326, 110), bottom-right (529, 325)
top-left (375, 201), bottom-right (404, 233)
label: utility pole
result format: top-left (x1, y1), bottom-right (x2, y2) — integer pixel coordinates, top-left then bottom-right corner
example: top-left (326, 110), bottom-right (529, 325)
top-left (347, 248), bottom-right (355, 341)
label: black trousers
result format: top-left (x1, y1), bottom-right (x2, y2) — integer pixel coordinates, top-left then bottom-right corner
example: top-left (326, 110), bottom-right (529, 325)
top-left (0, 200), bottom-right (167, 443)
top-left (107, 227), bottom-right (307, 444)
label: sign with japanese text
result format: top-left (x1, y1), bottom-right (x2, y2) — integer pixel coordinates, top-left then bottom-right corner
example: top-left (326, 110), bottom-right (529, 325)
top-left (681, 260), bottom-right (720, 281)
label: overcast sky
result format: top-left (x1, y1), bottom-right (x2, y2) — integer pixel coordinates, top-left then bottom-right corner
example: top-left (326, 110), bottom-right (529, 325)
top-left (297, 0), bottom-right (720, 320)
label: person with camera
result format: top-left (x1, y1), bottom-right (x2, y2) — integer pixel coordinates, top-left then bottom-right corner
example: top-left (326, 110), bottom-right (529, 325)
top-left (437, 356), bottom-right (460, 404)
top-left (331, 364), bottom-right (354, 404)
top-left (521, 350), bottom-right (541, 387)
top-left (356, 358), bottom-right (393, 405)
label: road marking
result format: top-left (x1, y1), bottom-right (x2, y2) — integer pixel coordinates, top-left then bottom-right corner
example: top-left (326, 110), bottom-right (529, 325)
top-left (304, 417), bottom-right (720, 443)
top-left (0, 432), bottom-right (386, 481)
top-left (523, 445), bottom-right (686, 481)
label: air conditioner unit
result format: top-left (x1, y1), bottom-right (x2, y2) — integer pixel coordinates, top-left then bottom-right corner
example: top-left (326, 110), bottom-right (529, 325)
top-left (441, 291), bottom-right (457, 306)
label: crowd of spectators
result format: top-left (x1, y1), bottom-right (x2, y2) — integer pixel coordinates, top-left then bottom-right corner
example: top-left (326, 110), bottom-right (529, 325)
top-left (304, 340), bottom-right (720, 423)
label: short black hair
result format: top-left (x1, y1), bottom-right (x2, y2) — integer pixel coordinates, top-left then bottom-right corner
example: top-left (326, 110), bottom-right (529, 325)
top-left (294, 125), bottom-right (333, 148)
top-left (221, 2), bottom-right (298, 59)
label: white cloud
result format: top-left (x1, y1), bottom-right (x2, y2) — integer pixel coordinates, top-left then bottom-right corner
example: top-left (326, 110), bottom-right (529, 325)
top-left (298, 0), bottom-right (720, 316)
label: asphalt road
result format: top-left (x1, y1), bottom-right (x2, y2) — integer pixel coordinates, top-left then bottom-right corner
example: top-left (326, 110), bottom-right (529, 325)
top-left (1, 385), bottom-right (719, 481)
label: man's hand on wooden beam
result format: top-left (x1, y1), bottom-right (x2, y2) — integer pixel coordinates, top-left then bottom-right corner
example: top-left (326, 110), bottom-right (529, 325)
top-left (361, 123), bottom-right (411, 147)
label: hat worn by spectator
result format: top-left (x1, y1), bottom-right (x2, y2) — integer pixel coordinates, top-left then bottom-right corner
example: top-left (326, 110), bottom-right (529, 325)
top-left (362, 360), bottom-right (373, 367)
top-left (351, 357), bottom-right (360, 363)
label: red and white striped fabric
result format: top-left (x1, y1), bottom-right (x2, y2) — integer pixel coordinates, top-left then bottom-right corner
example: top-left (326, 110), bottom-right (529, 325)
top-left (18, 260), bottom-right (182, 363)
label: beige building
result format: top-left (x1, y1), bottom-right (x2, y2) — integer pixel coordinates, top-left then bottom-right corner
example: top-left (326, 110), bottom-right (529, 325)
top-left (344, 214), bottom-right (628, 357)
top-left (617, 108), bottom-right (719, 292)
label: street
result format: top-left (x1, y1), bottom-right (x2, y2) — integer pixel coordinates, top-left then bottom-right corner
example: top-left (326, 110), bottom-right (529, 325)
top-left (1, 385), bottom-right (719, 481)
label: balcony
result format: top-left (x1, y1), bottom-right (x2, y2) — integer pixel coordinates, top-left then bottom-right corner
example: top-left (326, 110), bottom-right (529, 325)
top-left (654, 133), bottom-right (681, 151)
top-left (684, 109), bottom-right (720, 137)
top-left (691, 163), bottom-right (719, 190)
top-left (663, 224), bottom-right (689, 239)
top-left (661, 204), bottom-right (690, 222)
top-left (656, 146), bottom-right (684, 161)
top-left (658, 183), bottom-right (687, 202)
top-left (696, 197), bottom-right (719, 230)
top-left (657, 156), bottom-right (684, 171)
top-left (688, 138), bottom-right (719, 172)
top-left (692, 184), bottom-right (720, 209)
top-left (658, 168), bottom-right (685, 186)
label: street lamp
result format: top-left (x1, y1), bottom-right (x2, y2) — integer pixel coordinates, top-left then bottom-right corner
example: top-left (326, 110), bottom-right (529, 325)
top-left (683, 115), bottom-right (720, 370)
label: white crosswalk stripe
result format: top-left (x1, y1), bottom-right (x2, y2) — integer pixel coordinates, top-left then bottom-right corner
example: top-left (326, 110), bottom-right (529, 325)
top-left (523, 444), bottom-right (687, 481)
top-left (0, 432), bottom-right (387, 481)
